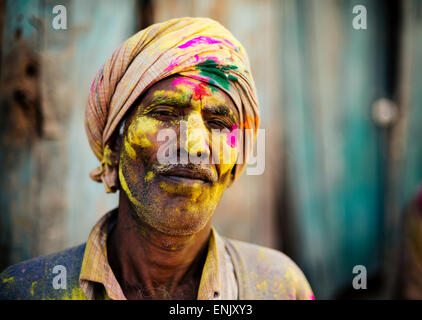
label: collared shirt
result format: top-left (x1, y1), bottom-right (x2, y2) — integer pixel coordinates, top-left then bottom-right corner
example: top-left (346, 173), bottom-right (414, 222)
top-left (0, 210), bottom-right (314, 300)
top-left (78, 210), bottom-right (238, 300)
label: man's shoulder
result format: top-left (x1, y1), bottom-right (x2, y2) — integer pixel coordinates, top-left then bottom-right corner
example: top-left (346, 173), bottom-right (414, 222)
top-left (225, 238), bottom-right (299, 271)
top-left (0, 243), bottom-right (86, 300)
top-left (224, 238), bottom-right (315, 300)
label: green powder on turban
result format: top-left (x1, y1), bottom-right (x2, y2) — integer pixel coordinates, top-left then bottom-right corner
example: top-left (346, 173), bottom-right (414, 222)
top-left (196, 59), bottom-right (238, 90)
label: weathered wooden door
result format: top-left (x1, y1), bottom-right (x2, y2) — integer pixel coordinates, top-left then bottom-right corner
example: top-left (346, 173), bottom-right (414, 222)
top-left (280, 0), bottom-right (422, 298)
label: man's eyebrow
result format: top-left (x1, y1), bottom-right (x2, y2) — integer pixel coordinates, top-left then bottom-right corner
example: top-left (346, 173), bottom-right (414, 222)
top-left (145, 90), bottom-right (238, 123)
top-left (146, 91), bottom-right (190, 109)
top-left (203, 104), bottom-right (238, 123)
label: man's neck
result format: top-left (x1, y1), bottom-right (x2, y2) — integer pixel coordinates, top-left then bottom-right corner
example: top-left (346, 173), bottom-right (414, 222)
top-left (107, 193), bottom-right (211, 300)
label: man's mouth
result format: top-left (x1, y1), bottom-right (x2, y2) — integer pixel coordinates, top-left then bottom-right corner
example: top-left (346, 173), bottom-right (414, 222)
top-left (155, 165), bottom-right (217, 184)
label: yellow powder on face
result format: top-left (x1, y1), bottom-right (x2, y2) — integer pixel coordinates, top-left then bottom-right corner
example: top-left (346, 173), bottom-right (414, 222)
top-left (174, 85), bottom-right (238, 176)
top-left (119, 163), bottom-right (143, 208)
top-left (221, 135), bottom-right (238, 173)
top-left (139, 137), bottom-right (152, 148)
top-left (152, 89), bottom-right (188, 107)
top-left (124, 137), bottom-right (136, 160)
top-left (159, 181), bottom-right (203, 202)
top-left (145, 171), bottom-right (155, 182)
top-left (119, 144), bottom-right (140, 185)
top-left (127, 116), bottom-right (159, 148)
top-left (159, 176), bottom-right (228, 216)
top-left (184, 112), bottom-right (209, 156)
top-left (119, 83), bottom-right (237, 227)
top-left (198, 94), bottom-right (230, 110)
top-left (210, 132), bottom-right (238, 176)
top-left (172, 84), bottom-right (224, 114)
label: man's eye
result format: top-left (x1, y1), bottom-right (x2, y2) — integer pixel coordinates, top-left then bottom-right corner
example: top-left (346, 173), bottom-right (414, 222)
top-left (149, 108), bottom-right (177, 118)
top-left (207, 119), bottom-right (231, 129)
top-left (154, 110), bottom-right (173, 116)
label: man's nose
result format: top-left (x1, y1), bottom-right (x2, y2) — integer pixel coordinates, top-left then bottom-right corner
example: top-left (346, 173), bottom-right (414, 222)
top-left (183, 112), bottom-right (210, 158)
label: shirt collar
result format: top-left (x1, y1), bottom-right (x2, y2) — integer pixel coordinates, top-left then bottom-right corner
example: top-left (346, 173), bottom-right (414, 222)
top-left (79, 210), bottom-right (237, 300)
top-left (79, 210), bottom-right (126, 300)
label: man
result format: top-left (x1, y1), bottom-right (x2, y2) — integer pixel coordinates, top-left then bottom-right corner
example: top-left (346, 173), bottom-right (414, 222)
top-left (0, 17), bottom-right (314, 300)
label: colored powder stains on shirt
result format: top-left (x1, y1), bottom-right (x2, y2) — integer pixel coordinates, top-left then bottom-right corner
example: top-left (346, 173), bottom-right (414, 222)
top-left (272, 278), bottom-right (288, 294)
top-left (2, 276), bottom-right (14, 284)
top-left (30, 281), bottom-right (37, 296)
top-left (59, 288), bottom-right (86, 300)
top-left (78, 211), bottom-right (238, 300)
top-left (256, 280), bottom-right (268, 293)
top-left (195, 60), bottom-right (238, 90)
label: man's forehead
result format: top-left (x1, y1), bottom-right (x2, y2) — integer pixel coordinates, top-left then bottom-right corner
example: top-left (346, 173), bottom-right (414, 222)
top-left (144, 76), bottom-right (223, 99)
top-left (143, 75), bottom-right (238, 116)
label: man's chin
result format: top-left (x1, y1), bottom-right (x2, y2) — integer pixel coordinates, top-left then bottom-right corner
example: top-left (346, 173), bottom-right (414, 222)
top-left (126, 183), bottom-right (217, 236)
top-left (137, 210), bottom-right (211, 237)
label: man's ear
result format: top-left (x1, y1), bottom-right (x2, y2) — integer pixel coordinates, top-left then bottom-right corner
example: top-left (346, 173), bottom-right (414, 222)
top-left (101, 131), bottom-right (123, 193)
top-left (224, 164), bottom-right (237, 188)
top-left (113, 130), bottom-right (123, 156)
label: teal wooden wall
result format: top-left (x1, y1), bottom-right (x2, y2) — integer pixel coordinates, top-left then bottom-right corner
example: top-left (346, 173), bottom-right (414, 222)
top-left (280, 0), bottom-right (385, 298)
top-left (0, 0), bottom-right (136, 268)
top-left (280, 0), bottom-right (422, 298)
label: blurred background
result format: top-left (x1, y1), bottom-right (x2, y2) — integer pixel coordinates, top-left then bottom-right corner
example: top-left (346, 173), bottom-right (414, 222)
top-left (0, 0), bottom-right (421, 299)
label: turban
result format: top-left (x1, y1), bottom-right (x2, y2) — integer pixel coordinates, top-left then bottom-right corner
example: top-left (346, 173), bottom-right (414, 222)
top-left (85, 17), bottom-right (260, 192)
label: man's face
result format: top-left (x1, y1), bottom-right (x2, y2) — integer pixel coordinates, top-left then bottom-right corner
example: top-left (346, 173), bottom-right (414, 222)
top-left (119, 75), bottom-right (240, 236)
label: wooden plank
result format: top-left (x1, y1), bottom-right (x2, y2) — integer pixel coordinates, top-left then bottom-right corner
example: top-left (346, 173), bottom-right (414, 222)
top-left (53, 0), bottom-right (137, 248)
top-left (396, 1), bottom-right (422, 210)
top-left (0, 0), bottom-right (137, 269)
top-left (385, 0), bottom-right (422, 296)
top-left (280, 0), bottom-right (384, 298)
top-left (0, 0), bottom-right (43, 270)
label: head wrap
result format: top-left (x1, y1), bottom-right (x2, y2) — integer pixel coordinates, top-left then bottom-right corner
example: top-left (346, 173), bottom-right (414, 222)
top-left (85, 17), bottom-right (260, 192)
